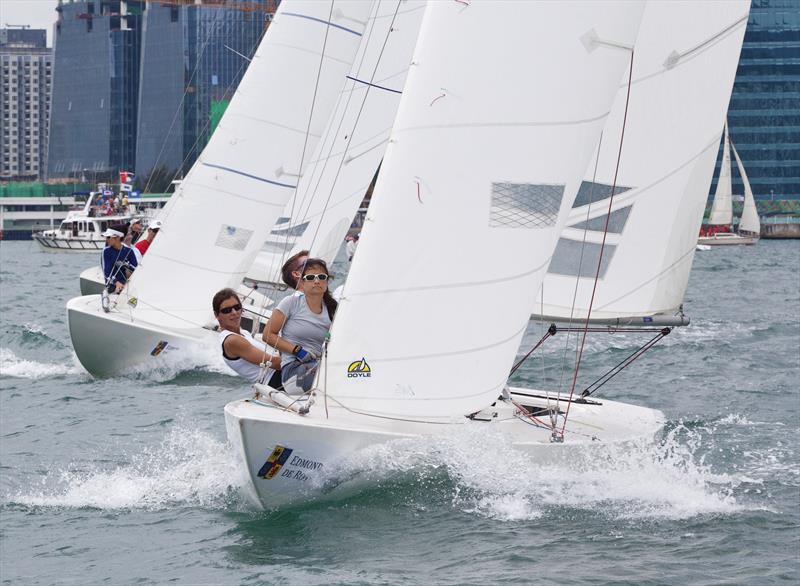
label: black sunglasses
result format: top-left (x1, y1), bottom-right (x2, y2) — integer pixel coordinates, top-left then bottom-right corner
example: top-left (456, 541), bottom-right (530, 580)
top-left (302, 274), bottom-right (329, 282)
top-left (219, 303), bottom-right (242, 314)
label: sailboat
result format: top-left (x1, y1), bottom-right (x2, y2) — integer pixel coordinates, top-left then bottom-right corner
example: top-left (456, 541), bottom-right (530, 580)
top-left (224, 0), bottom-right (750, 510)
top-left (65, 0), bottom-right (380, 377)
top-left (223, 0), bottom-right (675, 509)
top-left (698, 122), bottom-right (760, 245)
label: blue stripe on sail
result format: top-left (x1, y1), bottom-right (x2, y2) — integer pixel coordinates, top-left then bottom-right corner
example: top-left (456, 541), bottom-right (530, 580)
top-left (283, 12), bottom-right (362, 36)
top-left (346, 75), bottom-right (402, 94)
top-left (202, 163), bottom-right (297, 189)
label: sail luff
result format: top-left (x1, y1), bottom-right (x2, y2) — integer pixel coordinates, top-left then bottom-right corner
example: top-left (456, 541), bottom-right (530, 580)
top-left (731, 139), bottom-right (760, 235)
top-left (246, 0), bottom-right (426, 285)
top-left (321, 1), bottom-right (646, 419)
top-left (708, 121), bottom-right (734, 226)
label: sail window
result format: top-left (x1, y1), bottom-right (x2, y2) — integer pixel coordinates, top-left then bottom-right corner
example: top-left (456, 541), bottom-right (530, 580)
top-left (572, 180), bottom-right (632, 208)
top-left (489, 182), bottom-right (564, 229)
top-left (215, 225), bottom-right (254, 251)
top-left (569, 205), bottom-right (633, 234)
top-left (548, 238), bottom-right (617, 278)
top-left (269, 221), bottom-right (310, 238)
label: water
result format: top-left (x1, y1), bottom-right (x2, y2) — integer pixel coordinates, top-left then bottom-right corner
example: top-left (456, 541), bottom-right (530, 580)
top-left (1, 240), bottom-right (798, 584)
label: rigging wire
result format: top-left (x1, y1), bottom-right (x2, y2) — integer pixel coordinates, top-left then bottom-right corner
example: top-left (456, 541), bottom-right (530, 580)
top-left (559, 49), bottom-right (636, 438)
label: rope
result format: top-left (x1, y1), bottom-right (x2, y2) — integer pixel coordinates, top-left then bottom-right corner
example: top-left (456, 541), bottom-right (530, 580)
top-left (560, 49), bottom-right (635, 438)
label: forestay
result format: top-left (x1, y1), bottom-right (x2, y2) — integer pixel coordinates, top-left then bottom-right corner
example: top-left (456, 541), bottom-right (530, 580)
top-left (732, 140), bottom-right (761, 235)
top-left (246, 0), bottom-right (426, 285)
top-left (321, 1), bottom-right (645, 420)
top-left (123, 0), bottom-right (374, 329)
top-left (535, 1), bottom-right (749, 323)
top-left (708, 122), bottom-right (735, 226)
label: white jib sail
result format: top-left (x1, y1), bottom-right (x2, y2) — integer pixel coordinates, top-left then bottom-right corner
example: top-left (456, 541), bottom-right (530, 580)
top-left (708, 121), bottom-right (735, 226)
top-left (247, 0), bottom-right (426, 284)
top-left (535, 1), bottom-right (750, 323)
top-left (320, 1), bottom-right (646, 420)
top-left (731, 139), bottom-right (760, 235)
top-left (122, 0), bottom-right (374, 330)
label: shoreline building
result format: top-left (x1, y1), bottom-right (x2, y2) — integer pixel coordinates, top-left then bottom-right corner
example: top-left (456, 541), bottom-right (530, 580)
top-left (46, 0), bottom-right (273, 188)
top-left (711, 0), bottom-right (800, 200)
top-left (1, 28), bottom-right (53, 182)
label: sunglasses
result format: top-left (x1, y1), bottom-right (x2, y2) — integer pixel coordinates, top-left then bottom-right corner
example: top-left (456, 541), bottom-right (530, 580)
top-left (302, 273), bottom-right (329, 282)
top-left (219, 303), bottom-right (243, 314)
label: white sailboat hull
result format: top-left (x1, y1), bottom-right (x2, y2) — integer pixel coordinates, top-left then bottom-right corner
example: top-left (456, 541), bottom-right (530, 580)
top-left (697, 232), bottom-right (759, 246)
top-left (79, 266), bottom-right (105, 295)
top-left (67, 294), bottom-right (218, 377)
top-left (225, 390), bottom-right (665, 509)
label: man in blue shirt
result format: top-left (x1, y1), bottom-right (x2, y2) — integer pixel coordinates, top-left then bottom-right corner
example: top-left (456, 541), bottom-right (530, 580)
top-left (101, 227), bottom-right (138, 293)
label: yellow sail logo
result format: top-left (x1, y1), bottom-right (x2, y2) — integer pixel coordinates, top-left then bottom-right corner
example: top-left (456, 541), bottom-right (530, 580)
top-left (347, 358), bottom-right (371, 378)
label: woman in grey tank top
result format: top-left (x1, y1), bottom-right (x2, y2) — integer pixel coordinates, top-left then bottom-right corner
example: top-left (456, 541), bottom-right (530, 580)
top-left (264, 259), bottom-right (337, 392)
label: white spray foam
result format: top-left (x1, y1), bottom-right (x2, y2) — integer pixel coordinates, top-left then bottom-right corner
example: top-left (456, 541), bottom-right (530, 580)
top-left (326, 424), bottom-right (746, 521)
top-left (0, 348), bottom-right (81, 379)
top-left (12, 424), bottom-right (246, 510)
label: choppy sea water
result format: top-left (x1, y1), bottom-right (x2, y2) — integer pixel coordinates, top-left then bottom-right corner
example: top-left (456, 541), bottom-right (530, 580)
top-left (0, 240), bottom-right (798, 585)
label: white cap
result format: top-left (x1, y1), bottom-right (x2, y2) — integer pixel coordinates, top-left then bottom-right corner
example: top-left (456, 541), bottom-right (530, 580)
top-left (149, 220), bottom-right (163, 230)
top-left (102, 228), bottom-right (124, 238)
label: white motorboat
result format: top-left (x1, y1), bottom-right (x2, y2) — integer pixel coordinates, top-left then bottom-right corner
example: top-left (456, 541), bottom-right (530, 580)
top-left (67, 0), bottom-right (376, 377)
top-left (223, 0), bottom-right (698, 509)
top-left (33, 188), bottom-right (168, 252)
top-left (698, 122), bottom-right (760, 245)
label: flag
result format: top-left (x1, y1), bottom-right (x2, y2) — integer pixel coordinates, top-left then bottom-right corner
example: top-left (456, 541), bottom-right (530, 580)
top-left (119, 171), bottom-right (135, 183)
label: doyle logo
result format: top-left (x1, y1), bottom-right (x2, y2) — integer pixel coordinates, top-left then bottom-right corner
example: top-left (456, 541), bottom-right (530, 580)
top-left (347, 358), bottom-right (371, 378)
top-left (258, 445), bottom-right (293, 480)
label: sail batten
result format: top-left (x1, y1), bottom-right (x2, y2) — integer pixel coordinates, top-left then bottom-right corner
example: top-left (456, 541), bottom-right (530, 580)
top-left (535, 1), bottom-right (749, 325)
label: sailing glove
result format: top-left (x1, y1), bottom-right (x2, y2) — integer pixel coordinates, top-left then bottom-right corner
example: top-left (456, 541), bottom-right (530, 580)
top-left (296, 347), bottom-right (317, 363)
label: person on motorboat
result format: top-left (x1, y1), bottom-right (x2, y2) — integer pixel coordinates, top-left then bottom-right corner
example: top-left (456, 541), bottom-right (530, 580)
top-left (100, 227), bottom-right (138, 293)
top-left (213, 288), bottom-right (282, 386)
top-left (264, 258), bottom-right (337, 393)
top-left (133, 220), bottom-right (162, 259)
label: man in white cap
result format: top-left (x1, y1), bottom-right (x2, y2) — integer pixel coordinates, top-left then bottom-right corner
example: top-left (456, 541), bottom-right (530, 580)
top-left (101, 227), bottom-right (138, 293)
top-left (133, 219), bottom-right (162, 260)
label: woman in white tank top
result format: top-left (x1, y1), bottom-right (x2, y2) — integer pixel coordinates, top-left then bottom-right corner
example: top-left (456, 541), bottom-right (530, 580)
top-left (212, 288), bottom-right (281, 385)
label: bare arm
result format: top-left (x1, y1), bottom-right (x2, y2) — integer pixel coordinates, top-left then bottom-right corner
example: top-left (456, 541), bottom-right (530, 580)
top-left (262, 309), bottom-right (300, 354)
top-left (223, 335), bottom-right (281, 369)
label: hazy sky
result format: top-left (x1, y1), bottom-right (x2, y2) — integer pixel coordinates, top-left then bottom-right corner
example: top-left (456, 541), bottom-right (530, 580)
top-left (1, 0), bottom-right (60, 45)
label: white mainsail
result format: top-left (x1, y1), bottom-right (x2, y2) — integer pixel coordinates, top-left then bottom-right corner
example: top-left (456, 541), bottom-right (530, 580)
top-left (708, 122), bottom-right (735, 226)
top-left (535, 1), bottom-right (749, 323)
top-left (319, 1), bottom-right (645, 419)
top-left (731, 139), bottom-right (761, 235)
top-left (247, 0), bottom-right (426, 285)
top-left (123, 0), bottom-right (374, 329)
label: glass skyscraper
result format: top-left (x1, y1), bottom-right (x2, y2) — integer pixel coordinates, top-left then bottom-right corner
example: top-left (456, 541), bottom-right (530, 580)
top-left (712, 0), bottom-right (800, 200)
top-left (136, 2), bottom-right (269, 189)
top-left (47, 0), bottom-right (271, 186)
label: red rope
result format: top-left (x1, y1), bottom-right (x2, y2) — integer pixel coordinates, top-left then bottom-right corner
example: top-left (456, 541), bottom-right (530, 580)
top-left (560, 50), bottom-right (636, 437)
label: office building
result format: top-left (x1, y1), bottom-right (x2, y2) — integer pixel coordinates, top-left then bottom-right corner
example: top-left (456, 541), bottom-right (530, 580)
top-left (1, 28), bottom-right (53, 181)
top-left (713, 0), bottom-right (800, 199)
